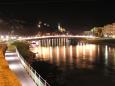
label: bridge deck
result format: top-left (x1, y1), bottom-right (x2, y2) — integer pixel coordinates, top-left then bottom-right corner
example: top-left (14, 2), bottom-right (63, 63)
top-left (5, 51), bottom-right (37, 86)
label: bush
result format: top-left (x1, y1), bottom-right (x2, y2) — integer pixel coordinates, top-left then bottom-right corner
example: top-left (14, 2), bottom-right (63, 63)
top-left (12, 41), bottom-right (35, 63)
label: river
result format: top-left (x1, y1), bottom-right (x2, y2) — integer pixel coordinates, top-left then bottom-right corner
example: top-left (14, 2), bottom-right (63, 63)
top-left (30, 40), bottom-right (115, 86)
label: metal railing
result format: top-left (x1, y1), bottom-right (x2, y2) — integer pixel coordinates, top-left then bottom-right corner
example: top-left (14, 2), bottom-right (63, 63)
top-left (16, 48), bottom-right (50, 86)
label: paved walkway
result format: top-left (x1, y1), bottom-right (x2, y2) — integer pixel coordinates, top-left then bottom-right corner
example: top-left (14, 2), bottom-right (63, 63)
top-left (5, 51), bottom-right (37, 86)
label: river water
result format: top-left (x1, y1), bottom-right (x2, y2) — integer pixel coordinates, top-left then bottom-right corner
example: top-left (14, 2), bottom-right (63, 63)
top-left (30, 41), bottom-right (115, 86)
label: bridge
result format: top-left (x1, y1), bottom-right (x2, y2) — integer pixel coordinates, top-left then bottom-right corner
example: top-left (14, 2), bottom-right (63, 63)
top-left (17, 35), bottom-right (98, 46)
top-left (19, 35), bottom-right (97, 41)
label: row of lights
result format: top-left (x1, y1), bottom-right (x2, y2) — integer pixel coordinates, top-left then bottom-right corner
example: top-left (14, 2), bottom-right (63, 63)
top-left (0, 35), bottom-right (23, 41)
top-left (37, 21), bottom-right (50, 28)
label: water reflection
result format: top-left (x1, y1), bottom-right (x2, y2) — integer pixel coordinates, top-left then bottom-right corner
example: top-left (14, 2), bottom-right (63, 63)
top-left (30, 43), bottom-right (115, 70)
top-left (105, 45), bottom-right (108, 66)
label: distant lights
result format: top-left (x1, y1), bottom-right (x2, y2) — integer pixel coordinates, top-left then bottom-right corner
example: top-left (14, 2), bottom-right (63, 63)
top-left (38, 21), bottom-right (50, 28)
top-left (6, 35), bottom-right (9, 39)
top-left (38, 24), bottom-right (41, 28)
top-left (0, 35), bottom-right (19, 41)
top-left (11, 36), bottom-right (16, 39)
top-left (43, 23), bottom-right (50, 27)
top-left (18, 37), bottom-right (22, 39)
top-left (1, 35), bottom-right (4, 39)
top-left (38, 21), bottom-right (42, 28)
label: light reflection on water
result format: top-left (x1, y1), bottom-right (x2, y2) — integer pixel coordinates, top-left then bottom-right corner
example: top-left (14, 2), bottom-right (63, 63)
top-left (30, 43), bottom-right (115, 70)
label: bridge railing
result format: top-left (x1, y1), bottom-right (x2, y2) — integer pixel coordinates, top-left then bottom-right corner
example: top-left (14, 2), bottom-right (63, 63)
top-left (16, 48), bottom-right (50, 86)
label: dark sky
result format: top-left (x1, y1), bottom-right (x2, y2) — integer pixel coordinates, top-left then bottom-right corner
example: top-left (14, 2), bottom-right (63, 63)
top-left (0, 1), bottom-right (115, 34)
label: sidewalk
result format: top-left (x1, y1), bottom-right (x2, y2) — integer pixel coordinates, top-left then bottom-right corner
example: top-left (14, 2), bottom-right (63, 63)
top-left (5, 51), bottom-right (37, 86)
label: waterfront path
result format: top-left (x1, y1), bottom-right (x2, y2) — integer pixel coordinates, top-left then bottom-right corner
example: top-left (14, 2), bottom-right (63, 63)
top-left (0, 46), bottom-right (21, 86)
top-left (5, 51), bottom-right (37, 86)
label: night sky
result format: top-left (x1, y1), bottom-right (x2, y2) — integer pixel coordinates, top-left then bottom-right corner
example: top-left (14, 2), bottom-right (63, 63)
top-left (0, 1), bottom-right (115, 34)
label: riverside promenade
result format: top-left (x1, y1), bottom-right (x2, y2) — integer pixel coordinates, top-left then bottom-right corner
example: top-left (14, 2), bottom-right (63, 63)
top-left (0, 44), bottom-right (21, 86)
top-left (5, 51), bottom-right (37, 86)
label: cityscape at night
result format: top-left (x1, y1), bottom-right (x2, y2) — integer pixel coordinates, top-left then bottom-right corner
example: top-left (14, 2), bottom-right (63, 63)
top-left (1, 1), bottom-right (115, 86)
